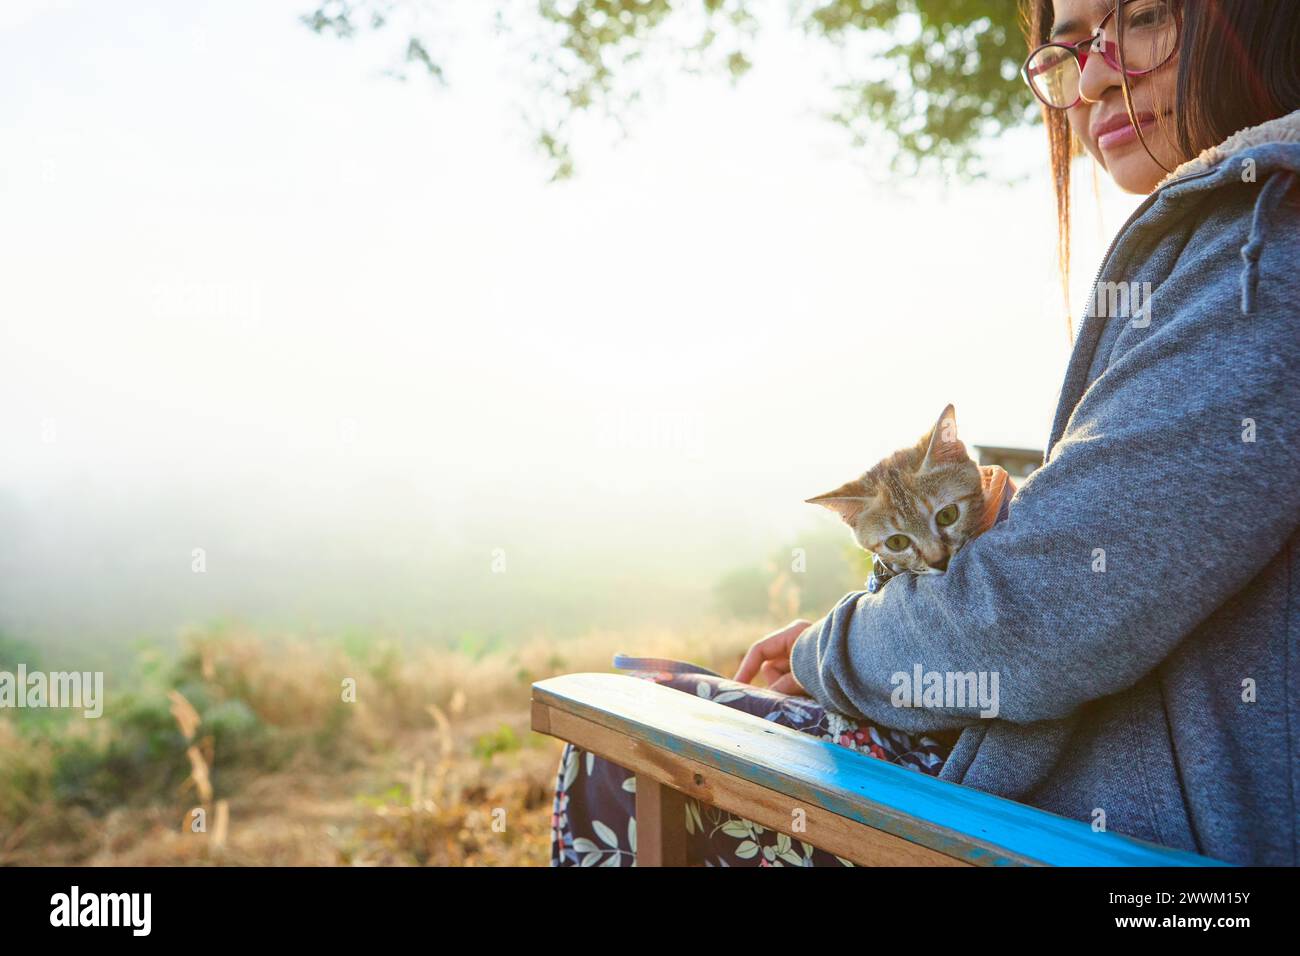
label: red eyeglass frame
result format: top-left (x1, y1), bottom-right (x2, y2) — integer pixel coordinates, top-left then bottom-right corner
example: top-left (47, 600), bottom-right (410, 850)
top-left (1021, 1), bottom-right (1182, 110)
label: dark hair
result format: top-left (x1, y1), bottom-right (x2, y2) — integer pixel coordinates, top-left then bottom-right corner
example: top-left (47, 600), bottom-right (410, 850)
top-left (1020, 0), bottom-right (1300, 333)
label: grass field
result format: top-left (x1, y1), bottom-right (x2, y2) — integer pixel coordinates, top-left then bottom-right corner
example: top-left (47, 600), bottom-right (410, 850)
top-left (0, 621), bottom-right (764, 865)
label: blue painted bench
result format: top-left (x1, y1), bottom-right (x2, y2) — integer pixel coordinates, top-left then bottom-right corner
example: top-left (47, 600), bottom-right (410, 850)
top-left (531, 672), bottom-right (1227, 866)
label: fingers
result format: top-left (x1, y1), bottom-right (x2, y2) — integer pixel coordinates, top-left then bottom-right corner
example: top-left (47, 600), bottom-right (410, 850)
top-left (758, 658), bottom-right (789, 687)
top-left (732, 619), bottom-right (812, 683)
top-left (768, 672), bottom-right (806, 696)
top-left (733, 624), bottom-right (792, 683)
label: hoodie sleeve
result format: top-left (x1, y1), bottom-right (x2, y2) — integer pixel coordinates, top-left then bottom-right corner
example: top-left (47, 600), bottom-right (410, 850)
top-left (790, 183), bottom-right (1300, 732)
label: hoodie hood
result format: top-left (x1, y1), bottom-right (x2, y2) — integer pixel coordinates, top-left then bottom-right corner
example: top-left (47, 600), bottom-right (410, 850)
top-left (1158, 108), bottom-right (1300, 187)
top-left (1153, 108), bottom-right (1300, 315)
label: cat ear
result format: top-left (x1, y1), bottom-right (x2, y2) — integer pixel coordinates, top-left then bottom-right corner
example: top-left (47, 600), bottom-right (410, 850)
top-left (921, 403), bottom-right (968, 468)
top-left (806, 478), bottom-right (869, 526)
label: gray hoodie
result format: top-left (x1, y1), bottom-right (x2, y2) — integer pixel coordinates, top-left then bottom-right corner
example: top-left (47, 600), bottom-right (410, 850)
top-left (790, 109), bottom-right (1300, 865)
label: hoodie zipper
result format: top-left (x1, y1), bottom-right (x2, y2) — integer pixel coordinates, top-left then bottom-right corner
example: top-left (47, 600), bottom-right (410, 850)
top-left (1080, 166), bottom-right (1217, 324)
top-left (1045, 165), bottom-right (1220, 457)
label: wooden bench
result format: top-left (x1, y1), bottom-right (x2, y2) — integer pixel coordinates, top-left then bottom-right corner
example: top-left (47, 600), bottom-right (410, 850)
top-left (531, 672), bottom-right (1227, 866)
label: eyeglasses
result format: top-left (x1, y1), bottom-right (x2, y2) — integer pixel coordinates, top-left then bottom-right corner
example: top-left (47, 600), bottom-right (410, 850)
top-left (1021, 0), bottom-right (1180, 110)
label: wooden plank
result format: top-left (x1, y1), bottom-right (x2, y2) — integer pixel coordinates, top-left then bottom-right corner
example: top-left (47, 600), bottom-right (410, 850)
top-left (539, 703), bottom-right (965, 866)
top-left (531, 699), bottom-right (551, 736)
top-left (532, 673), bottom-right (1227, 867)
top-left (634, 775), bottom-right (689, 866)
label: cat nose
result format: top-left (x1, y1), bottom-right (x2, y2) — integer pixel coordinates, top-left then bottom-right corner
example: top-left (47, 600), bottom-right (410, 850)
top-left (930, 555), bottom-right (950, 572)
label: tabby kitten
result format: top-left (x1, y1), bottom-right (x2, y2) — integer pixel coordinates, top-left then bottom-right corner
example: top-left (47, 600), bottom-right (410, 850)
top-left (807, 404), bottom-right (1010, 578)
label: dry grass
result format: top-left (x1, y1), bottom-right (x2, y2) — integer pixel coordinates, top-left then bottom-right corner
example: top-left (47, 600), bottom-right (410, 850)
top-left (1, 618), bottom-right (763, 866)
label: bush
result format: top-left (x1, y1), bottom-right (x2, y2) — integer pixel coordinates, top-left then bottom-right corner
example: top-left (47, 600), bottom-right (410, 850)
top-left (51, 693), bottom-right (189, 813)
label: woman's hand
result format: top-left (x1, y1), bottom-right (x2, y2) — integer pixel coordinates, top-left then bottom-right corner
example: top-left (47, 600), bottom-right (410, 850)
top-left (733, 619), bottom-right (814, 695)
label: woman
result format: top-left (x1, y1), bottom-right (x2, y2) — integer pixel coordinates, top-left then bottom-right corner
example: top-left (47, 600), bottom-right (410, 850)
top-left (550, 0), bottom-right (1299, 867)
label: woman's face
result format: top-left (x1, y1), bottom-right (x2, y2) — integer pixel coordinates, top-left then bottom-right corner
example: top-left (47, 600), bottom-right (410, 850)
top-left (1052, 0), bottom-right (1183, 193)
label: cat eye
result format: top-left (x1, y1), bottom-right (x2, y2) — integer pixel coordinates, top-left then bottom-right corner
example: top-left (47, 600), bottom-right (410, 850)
top-left (935, 504), bottom-right (959, 527)
top-left (883, 534), bottom-right (911, 552)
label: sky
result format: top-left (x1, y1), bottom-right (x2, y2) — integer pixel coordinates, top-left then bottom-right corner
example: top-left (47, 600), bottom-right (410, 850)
top-left (0, 0), bottom-right (1144, 652)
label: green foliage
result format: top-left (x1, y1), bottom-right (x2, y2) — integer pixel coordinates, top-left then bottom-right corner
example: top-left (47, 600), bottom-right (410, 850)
top-left (203, 698), bottom-right (275, 770)
top-left (51, 692), bottom-right (190, 813)
top-left (804, 0), bottom-right (1038, 176)
top-left (713, 565), bottom-right (770, 618)
top-left (453, 630), bottom-right (503, 661)
top-left (531, 0), bottom-right (759, 179)
top-left (356, 783), bottom-right (408, 809)
top-left (311, 698), bottom-right (356, 760)
top-left (472, 723), bottom-right (521, 760)
top-left (0, 627), bottom-right (590, 862)
top-left (0, 730), bottom-right (53, 825)
top-left (300, 0), bottom-right (1035, 180)
top-left (714, 524), bottom-right (874, 620)
top-left (366, 639), bottom-right (404, 688)
top-left (0, 630), bottom-right (38, 671)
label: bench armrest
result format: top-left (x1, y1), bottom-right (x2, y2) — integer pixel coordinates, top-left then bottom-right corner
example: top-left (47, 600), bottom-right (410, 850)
top-left (532, 673), bottom-right (1226, 867)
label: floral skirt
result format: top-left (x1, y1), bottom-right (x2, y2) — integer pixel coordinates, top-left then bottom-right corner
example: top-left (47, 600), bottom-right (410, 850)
top-left (548, 669), bottom-right (955, 867)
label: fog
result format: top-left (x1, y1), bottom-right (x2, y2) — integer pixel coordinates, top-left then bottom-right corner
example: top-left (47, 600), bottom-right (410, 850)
top-left (0, 0), bottom-right (1140, 663)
